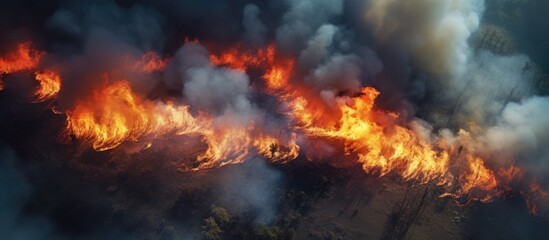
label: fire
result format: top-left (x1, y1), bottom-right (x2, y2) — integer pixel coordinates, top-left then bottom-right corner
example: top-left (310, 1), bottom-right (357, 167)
top-left (278, 85), bottom-right (500, 198)
top-left (0, 41), bottom-right (43, 90)
top-left (193, 126), bottom-right (253, 170)
top-left (0, 41), bottom-right (42, 74)
top-left (0, 41), bottom-right (536, 214)
top-left (314, 88), bottom-right (451, 183)
top-left (130, 51), bottom-right (167, 73)
top-left (209, 44), bottom-right (275, 71)
top-left (32, 69), bottom-right (61, 102)
top-left (253, 133), bottom-right (300, 163)
top-left (523, 183), bottom-right (549, 215)
top-left (63, 75), bottom-right (290, 171)
top-left (65, 79), bottom-right (202, 151)
top-left (209, 45), bottom-right (511, 202)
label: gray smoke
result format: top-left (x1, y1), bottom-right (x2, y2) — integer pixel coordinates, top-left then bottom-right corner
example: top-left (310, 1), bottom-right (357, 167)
top-left (483, 96), bottom-right (549, 179)
top-left (362, 0), bottom-right (549, 212)
top-left (2, 0), bottom-right (549, 237)
top-left (276, 0), bottom-right (343, 53)
top-left (243, 4), bottom-right (267, 46)
top-left (365, 0), bottom-right (484, 77)
top-left (168, 42), bottom-right (264, 128)
top-left (216, 159), bottom-right (283, 224)
top-left (298, 24), bottom-right (339, 70)
top-left (446, 51), bottom-right (534, 126)
top-left (306, 54), bottom-right (365, 102)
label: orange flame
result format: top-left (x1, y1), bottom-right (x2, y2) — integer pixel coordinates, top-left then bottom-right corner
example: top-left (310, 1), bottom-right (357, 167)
top-left (0, 41), bottom-right (43, 90)
top-left (193, 126), bottom-right (253, 170)
top-left (32, 69), bottom-right (61, 102)
top-left (0, 41), bottom-right (43, 74)
top-left (209, 44), bottom-right (275, 71)
top-left (523, 183), bottom-right (549, 216)
top-left (130, 51), bottom-right (167, 73)
top-left (55, 43), bottom-right (548, 214)
top-left (253, 133), bottom-right (300, 164)
top-left (65, 79), bottom-right (202, 151)
top-left (63, 75), bottom-right (290, 171)
top-left (209, 45), bottom-right (516, 203)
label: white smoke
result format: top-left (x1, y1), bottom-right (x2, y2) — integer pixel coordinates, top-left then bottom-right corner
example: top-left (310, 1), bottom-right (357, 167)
top-left (365, 0), bottom-right (484, 77)
top-left (363, 1), bottom-right (549, 212)
top-left (447, 51), bottom-right (534, 126)
top-left (169, 43), bottom-right (263, 128)
top-left (483, 96), bottom-right (549, 178)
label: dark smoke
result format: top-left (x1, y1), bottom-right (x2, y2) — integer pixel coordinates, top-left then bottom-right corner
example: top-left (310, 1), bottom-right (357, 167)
top-left (0, 146), bottom-right (57, 240)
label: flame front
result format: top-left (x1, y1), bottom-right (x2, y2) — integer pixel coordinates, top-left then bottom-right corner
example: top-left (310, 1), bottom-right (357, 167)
top-left (63, 76), bottom-right (289, 171)
top-left (5, 40), bottom-right (545, 215)
top-left (208, 45), bottom-right (512, 203)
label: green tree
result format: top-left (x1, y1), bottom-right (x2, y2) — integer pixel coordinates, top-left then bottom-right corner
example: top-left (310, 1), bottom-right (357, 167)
top-left (201, 217), bottom-right (222, 240)
top-left (210, 205), bottom-right (231, 225)
top-left (254, 225), bottom-right (281, 240)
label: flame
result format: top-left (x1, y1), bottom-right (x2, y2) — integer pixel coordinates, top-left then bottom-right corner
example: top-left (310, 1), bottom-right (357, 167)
top-left (32, 69), bottom-right (61, 102)
top-left (523, 183), bottom-right (549, 216)
top-left (65, 79), bottom-right (202, 151)
top-left (209, 44), bottom-right (275, 71)
top-left (0, 35), bottom-right (544, 215)
top-left (21, 42), bottom-right (541, 213)
top-left (130, 51), bottom-right (167, 73)
top-left (208, 45), bottom-right (514, 203)
top-left (0, 41), bottom-right (42, 74)
top-left (63, 75), bottom-right (287, 171)
top-left (0, 41), bottom-right (43, 90)
top-left (193, 126), bottom-right (253, 170)
top-left (253, 133), bottom-right (300, 163)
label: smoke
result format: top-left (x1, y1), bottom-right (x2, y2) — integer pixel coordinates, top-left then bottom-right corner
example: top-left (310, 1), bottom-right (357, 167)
top-left (447, 51), bottom-right (534, 126)
top-left (216, 159), bottom-right (283, 224)
top-left (47, 1), bottom-right (165, 51)
top-left (365, 0), bottom-right (484, 77)
top-left (483, 96), bottom-right (549, 180)
top-left (362, 0), bottom-right (536, 127)
top-left (306, 54), bottom-right (364, 102)
top-left (276, 0), bottom-right (343, 53)
top-left (362, 0), bottom-right (538, 141)
top-left (1, 0), bottom-right (549, 237)
top-left (39, 0), bottom-right (169, 113)
top-left (175, 43), bottom-right (261, 126)
top-left (0, 146), bottom-right (57, 240)
top-left (243, 4), bottom-right (267, 46)
top-left (298, 24), bottom-right (339, 70)
top-left (362, 0), bottom-right (549, 210)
